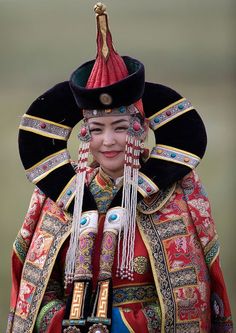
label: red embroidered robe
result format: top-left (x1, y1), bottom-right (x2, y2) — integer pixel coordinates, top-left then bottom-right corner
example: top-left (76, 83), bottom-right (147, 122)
top-left (6, 170), bottom-right (233, 333)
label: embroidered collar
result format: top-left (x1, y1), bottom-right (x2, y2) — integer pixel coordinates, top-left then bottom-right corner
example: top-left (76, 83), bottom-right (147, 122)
top-left (98, 167), bottom-right (123, 189)
top-left (88, 168), bottom-right (123, 213)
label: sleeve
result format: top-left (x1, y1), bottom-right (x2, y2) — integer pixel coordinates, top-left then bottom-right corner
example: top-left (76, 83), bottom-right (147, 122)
top-left (181, 170), bottom-right (233, 333)
top-left (7, 187), bottom-right (46, 333)
top-left (34, 260), bottom-right (65, 333)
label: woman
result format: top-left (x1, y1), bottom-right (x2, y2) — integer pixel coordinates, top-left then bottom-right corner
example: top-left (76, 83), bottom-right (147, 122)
top-left (7, 3), bottom-right (233, 333)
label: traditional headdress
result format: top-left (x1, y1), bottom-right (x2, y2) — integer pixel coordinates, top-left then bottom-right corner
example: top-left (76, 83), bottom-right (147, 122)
top-left (18, 2), bottom-right (207, 331)
top-left (68, 3), bottom-right (147, 283)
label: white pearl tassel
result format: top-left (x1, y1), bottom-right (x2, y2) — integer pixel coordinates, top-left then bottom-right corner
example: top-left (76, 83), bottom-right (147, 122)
top-left (118, 135), bottom-right (141, 280)
top-left (64, 141), bottom-right (90, 288)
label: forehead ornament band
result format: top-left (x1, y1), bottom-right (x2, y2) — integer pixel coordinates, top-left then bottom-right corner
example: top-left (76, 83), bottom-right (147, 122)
top-left (83, 104), bottom-right (139, 119)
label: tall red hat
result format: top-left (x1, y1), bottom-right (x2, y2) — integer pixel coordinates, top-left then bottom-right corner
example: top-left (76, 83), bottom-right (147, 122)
top-left (82, 3), bottom-right (144, 116)
top-left (87, 3), bottom-right (129, 87)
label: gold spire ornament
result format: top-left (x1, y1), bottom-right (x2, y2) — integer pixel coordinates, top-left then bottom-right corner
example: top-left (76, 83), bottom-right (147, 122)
top-left (94, 2), bottom-right (110, 60)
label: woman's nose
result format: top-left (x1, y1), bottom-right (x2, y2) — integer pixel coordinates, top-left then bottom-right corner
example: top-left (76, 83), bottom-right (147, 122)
top-left (103, 130), bottom-right (115, 145)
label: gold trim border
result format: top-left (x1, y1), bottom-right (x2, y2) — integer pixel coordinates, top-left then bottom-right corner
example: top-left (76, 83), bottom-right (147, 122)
top-left (21, 114), bottom-right (71, 129)
top-left (56, 175), bottom-right (76, 210)
top-left (148, 98), bottom-right (194, 130)
top-left (20, 114), bottom-right (71, 141)
top-left (137, 172), bottom-right (159, 197)
top-left (150, 144), bottom-right (200, 169)
top-left (26, 149), bottom-right (70, 184)
top-left (19, 126), bottom-right (68, 141)
top-left (137, 217), bottom-right (166, 333)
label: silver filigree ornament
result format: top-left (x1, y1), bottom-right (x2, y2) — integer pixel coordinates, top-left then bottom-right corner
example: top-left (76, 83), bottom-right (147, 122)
top-left (78, 122), bottom-right (91, 142)
top-left (127, 116), bottom-right (144, 138)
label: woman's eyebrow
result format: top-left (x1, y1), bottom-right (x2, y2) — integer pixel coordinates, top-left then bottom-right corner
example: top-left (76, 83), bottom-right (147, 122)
top-left (111, 119), bottom-right (129, 125)
top-left (89, 119), bottom-right (129, 126)
top-left (89, 121), bottom-right (105, 126)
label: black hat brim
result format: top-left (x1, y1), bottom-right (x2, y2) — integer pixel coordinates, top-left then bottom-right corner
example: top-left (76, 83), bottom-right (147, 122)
top-left (18, 80), bottom-right (207, 213)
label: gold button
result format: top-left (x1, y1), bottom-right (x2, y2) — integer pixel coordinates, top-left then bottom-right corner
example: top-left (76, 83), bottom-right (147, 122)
top-left (99, 93), bottom-right (112, 106)
top-left (133, 256), bottom-right (150, 274)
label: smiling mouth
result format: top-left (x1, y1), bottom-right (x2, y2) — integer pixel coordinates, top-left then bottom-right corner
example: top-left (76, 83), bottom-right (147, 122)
top-left (101, 151), bottom-right (121, 158)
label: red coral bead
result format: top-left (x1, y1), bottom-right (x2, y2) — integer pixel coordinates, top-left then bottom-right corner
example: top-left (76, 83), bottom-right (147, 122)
top-left (80, 127), bottom-right (87, 136)
top-left (133, 122), bottom-right (141, 131)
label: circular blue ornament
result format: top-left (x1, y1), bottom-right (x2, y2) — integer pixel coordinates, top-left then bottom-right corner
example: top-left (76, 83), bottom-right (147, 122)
top-left (154, 117), bottom-right (160, 123)
top-left (80, 217), bottom-right (87, 225)
top-left (178, 103), bottom-right (184, 110)
top-left (67, 190), bottom-right (72, 196)
top-left (109, 214), bottom-right (118, 222)
top-left (171, 153), bottom-right (176, 158)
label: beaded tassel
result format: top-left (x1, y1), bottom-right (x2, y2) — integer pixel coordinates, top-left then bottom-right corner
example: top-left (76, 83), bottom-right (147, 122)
top-left (117, 118), bottom-right (142, 280)
top-left (65, 124), bottom-right (91, 288)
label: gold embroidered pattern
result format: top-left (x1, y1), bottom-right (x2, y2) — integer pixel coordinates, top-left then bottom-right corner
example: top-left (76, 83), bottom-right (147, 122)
top-left (133, 256), bottom-right (150, 274)
top-left (113, 284), bottom-right (157, 306)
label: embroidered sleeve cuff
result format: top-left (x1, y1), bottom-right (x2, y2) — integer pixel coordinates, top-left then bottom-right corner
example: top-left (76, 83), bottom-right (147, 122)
top-left (35, 300), bottom-right (64, 333)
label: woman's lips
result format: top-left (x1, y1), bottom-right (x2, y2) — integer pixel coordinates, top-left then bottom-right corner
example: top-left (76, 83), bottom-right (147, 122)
top-left (101, 151), bottom-right (121, 158)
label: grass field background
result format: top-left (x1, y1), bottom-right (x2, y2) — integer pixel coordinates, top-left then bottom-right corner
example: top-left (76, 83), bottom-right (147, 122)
top-left (0, 1), bottom-right (235, 331)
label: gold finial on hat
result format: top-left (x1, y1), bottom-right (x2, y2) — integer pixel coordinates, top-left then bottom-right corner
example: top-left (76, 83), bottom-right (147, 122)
top-left (94, 2), bottom-right (107, 16)
top-left (93, 3), bottom-right (110, 59)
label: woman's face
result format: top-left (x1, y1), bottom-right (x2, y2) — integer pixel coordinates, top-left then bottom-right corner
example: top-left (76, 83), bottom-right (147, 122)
top-left (88, 115), bottom-right (130, 179)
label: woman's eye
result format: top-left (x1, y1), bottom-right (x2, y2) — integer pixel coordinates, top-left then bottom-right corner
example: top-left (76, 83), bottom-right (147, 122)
top-left (115, 127), bottom-right (128, 132)
top-left (90, 128), bottom-right (102, 133)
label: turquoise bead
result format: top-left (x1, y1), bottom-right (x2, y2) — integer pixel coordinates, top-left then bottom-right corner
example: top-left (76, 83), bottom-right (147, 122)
top-left (171, 153), bottom-right (176, 158)
top-left (67, 190), bottom-right (72, 196)
top-left (178, 103), bottom-right (184, 110)
top-left (154, 117), bottom-right (160, 123)
top-left (80, 217), bottom-right (87, 225)
top-left (109, 214), bottom-right (118, 222)
top-left (138, 178), bottom-right (143, 184)
top-left (119, 106), bottom-right (126, 113)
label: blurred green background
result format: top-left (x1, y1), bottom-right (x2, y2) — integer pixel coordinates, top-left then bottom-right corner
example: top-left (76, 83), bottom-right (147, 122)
top-left (0, 0), bottom-right (235, 331)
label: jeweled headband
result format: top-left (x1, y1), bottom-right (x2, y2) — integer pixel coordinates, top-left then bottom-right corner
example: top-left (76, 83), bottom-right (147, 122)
top-left (83, 104), bottom-right (140, 119)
